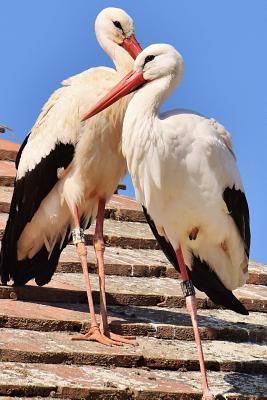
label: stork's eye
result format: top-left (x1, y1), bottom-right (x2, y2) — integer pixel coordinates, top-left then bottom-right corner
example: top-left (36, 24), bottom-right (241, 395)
top-left (144, 55), bottom-right (155, 66)
top-left (113, 21), bottom-right (123, 30)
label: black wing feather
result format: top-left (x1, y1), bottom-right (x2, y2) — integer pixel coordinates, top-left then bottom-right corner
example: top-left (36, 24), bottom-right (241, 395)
top-left (0, 140), bottom-right (75, 286)
top-left (142, 205), bottom-right (248, 315)
top-left (223, 186), bottom-right (250, 257)
top-left (15, 132), bottom-right (30, 169)
top-left (142, 206), bottom-right (181, 273)
top-left (190, 256), bottom-right (248, 315)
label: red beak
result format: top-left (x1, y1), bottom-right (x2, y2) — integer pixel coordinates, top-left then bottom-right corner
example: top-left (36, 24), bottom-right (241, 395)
top-left (81, 70), bottom-right (146, 121)
top-left (121, 34), bottom-right (142, 59)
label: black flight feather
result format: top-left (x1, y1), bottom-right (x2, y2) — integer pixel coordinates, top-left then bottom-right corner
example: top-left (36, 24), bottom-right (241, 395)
top-left (223, 186), bottom-right (250, 258)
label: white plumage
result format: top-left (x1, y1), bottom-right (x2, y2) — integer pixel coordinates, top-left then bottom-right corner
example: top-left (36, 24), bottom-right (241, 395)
top-left (84, 43), bottom-right (250, 294)
top-left (118, 45), bottom-right (249, 293)
top-left (17, 67), bottom-right (129, 260)
top-left (83, 42), bottom-right (250, 395)
top-left (126, 108), bottom-right (247, 290)
top-left (15, 9), bottom-right (138, 261)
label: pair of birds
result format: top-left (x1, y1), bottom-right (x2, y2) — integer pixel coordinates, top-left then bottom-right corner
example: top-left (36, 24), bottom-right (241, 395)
top-left (1, 7), bottom-right (250, 400)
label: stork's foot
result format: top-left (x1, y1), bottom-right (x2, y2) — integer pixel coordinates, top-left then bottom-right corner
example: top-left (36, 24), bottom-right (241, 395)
top-left (104, 330), bottom-right (137, 345)
top-left (202, 389), bottom-right (214, 400)
top-left (71, 326), bottom-right (122, 346)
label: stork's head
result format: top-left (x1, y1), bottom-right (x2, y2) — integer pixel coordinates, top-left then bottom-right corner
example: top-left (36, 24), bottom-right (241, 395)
top-left (134, 44), bottom-right (184, 84)
top-left (95, 8), bottom-right (142, 59)
top-left (81, 44), bottom-right (184, 122)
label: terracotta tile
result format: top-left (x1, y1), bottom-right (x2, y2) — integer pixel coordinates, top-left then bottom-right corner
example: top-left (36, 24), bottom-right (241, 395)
top-left (0, 139), bottom-right (19, 162)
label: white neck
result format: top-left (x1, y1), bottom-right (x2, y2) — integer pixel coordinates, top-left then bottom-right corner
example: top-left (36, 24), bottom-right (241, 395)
top-left (124, 75), bottom-right (174, 131)
top-left (122, 75), bottom-right (176, 177)
top-left (97, 32), bottom-right (134, 74)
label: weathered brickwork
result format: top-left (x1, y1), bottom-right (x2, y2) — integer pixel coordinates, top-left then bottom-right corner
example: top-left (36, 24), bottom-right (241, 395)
top-left (0, 139), bottom-right (266, 399)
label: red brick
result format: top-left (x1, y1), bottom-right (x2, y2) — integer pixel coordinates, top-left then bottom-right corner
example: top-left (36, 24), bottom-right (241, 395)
top-left (0, 139), bottom-right (19, 161)
top-left (1, 274), bottom-right (266, 313)
top-left (0, 161), bottom-right (16, 186)
top-left (0, 328), bottom-right (265, 374)
top-left (0, 300), bottom-right (266, 343)
top-left (1, 362), bottom-right (265, 399)
top-left (1, 139), bottom-right (266, 400)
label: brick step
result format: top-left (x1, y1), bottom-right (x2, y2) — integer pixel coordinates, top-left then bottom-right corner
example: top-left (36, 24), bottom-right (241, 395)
top-left (0, 160), bottom-right (16, 186)
top-left (58, 245), bottom-right (267, 285)
top-left (1, 300), bottom-right (266, 343)
top-left (0, 362), bottom-right (266, 400)
top-left (0, 213), bottom-right (157, 249)
top-left (60, 245), bottom-right (174, 277)
top-left (0, 328), bottom-right (266, 373)
top-left (0, 138), bottom-right (19, 161)
top-left (1, 210), bottom-right (266, 283)
top-left (1, 274), bottom-right (266, 312)
top-left (0, 187), bottom-right (145, 222)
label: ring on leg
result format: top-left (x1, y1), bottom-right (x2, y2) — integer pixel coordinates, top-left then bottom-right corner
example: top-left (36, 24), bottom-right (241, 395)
top-left (72, 227), bottom-right (85, 245)
top-left (180, 279), bottom-right (195, 297)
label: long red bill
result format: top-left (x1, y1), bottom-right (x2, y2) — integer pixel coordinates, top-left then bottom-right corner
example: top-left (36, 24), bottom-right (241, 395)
top-left (81, 70), bottom-right (146, 122)
top-left (121, 34), bottom-right (142, 59)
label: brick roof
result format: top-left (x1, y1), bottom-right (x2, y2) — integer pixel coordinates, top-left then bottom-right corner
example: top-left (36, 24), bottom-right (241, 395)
top-left (0, 138), bottom-right (266, 399)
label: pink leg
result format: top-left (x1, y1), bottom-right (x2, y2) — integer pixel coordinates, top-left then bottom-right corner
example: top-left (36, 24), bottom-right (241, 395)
top-left (176, 247), bottom-right (214, 400)
top-left (94, 199), bottom-right (136, 345)
top-left (70, 205), bottom-right (119, 346)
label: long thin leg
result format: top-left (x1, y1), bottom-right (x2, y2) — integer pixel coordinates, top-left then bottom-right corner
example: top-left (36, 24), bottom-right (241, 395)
top-left (71, 205), bottom-right (118, 346)
top-left (94, 199), bottom-right (136, 345)
top-left (176, 247), bottom-right (214, 400)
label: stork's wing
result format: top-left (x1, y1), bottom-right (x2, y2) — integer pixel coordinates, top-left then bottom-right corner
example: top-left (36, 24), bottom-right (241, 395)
top-left (15, 132), bottom-right (29, 168)
top-left (142, 206), bottom-right (248, 315)
top-left (142, 206), bottom-right (181, 274)
top-left (0, 80), bottom-right (79, 285)
top-left (0, 138), bottom-right (75, 285)
top-left (1, 65), bottom-right (119, 285)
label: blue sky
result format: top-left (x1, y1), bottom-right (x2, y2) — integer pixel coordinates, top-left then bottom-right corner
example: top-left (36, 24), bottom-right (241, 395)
top-left (0, 0), bottom-right (266, 262)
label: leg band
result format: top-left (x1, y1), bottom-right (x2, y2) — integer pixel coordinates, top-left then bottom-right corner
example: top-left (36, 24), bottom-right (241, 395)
top-left (72, 227), bottom-right (85, 244)
top-left (180, 279), bottom-right (195, 297)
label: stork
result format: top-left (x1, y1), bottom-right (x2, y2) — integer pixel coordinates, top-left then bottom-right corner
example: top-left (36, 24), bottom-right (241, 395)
top-left (0, 7), bottom-right (142, 346)
top-left (82, 44), bottom-right (250, 399)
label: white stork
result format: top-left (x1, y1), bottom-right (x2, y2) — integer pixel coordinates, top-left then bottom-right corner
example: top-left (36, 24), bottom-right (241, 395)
top-left (82, 44), bottom-right (250, 399)
top-left (0, 7), bottom-right (142, 346)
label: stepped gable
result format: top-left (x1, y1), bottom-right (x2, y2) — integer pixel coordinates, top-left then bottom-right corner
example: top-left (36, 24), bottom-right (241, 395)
top-left (0, 138), bottom-right (266, 399)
